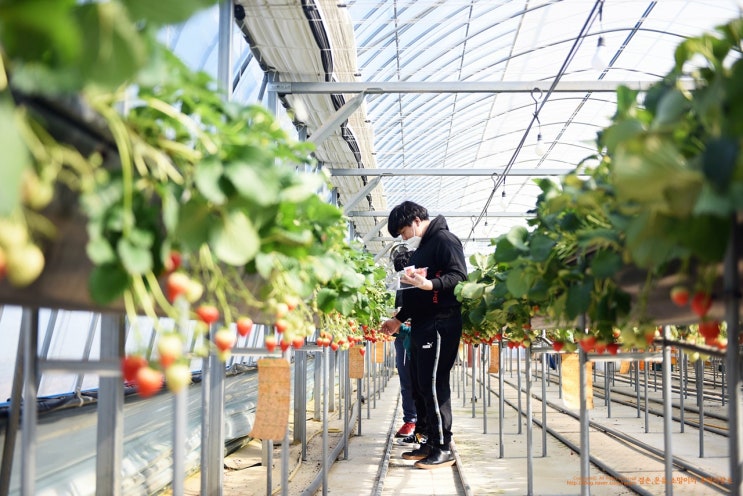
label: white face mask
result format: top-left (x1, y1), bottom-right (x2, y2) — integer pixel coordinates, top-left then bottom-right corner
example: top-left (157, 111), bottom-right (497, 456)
top-left (404, 222), bottom-right (422, 249)
top-left (405, 236), bottom-right (422, 250)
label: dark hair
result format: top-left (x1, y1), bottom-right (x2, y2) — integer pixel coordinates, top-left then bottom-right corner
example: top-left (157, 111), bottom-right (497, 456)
top-left (387, 201), bottom-right (429, 237)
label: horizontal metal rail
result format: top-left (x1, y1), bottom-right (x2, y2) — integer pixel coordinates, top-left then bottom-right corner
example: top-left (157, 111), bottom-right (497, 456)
top-left (270, 80), bottom-right (695, 95)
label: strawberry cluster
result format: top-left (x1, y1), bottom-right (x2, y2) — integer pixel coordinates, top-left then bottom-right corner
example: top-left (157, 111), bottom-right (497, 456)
top-left (669, 286), bottom-right (725, 349)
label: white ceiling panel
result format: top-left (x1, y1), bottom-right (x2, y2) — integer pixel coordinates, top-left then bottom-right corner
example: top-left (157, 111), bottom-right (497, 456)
top-left (236, 0), bottom-right (743, 256)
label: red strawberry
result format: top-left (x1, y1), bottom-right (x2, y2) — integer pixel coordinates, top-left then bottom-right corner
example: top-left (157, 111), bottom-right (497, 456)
top-left (236, 317), bottom-right (253, 337)
top-left (196, 305), bottom-right (220, 325)
top-left (579, 335), bottom-right (596, 353)
top-left (164, 250), bottom-right (182, 275)
top-left (280, 339), bottom-right (291, 352)
top-left (157, 334), bottom-right (183, 369)
top-left (122, 355), bottom-right (147, 383)
top-left (292, 337), bottom-right (305, 349)
top-left (691, 292), bottom-right (712, 318)
top-left (698, 320), bottom-right (720, 340)
top-left (552, 341), bottom-right (564, 352)
top-left (644, 327), bottom-right (659, 346)
top-left (213, 328), bottom-right (236, 352)
top-left (606, 343), bottom-right (620, 355)
top-left (135, 366), bottom-right (164, 398)
top-left (330, 342), bottom-right (339, 351)
top-left (275, 318), bottom-right (289, 334)
top-left (359, 348), bottom-right (366, 356)
top-left (265, 335), bottom-right (277, 352)
top-left (670, 285), bottom-right (690, 307)
top-left (166, 272), bottom-right (190, 302)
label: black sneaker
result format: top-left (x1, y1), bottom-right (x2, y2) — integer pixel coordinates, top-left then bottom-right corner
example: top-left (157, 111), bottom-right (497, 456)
top-left (401, 443), bottom-right (432, 461)
top-left (396, 432), bottom-right (427, 446)
top-left (414, 446), bottom-right (455, 469)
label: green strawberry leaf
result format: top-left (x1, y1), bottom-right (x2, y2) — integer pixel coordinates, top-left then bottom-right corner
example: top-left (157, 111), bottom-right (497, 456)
top-left (211, 210), bottom-right (259, 266)
top-left (89, 263), bottom-right (130, 304)
top-left (117, 237), bottom-right (153, 274)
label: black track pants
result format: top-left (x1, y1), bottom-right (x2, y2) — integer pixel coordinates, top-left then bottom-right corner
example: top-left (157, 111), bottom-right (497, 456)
top-left (410, 313), bottom-right (462, 448)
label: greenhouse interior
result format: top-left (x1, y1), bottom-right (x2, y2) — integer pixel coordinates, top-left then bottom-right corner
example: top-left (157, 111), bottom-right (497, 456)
top-left (1, 0), bottom-right (743, 494)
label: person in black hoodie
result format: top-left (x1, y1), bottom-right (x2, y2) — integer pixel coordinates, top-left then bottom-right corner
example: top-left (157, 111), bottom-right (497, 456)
top-left (380, 201), bottom-right (467, 470)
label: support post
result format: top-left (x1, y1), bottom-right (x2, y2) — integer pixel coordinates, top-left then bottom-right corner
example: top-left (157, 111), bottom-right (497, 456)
top-left (97, 313), bottom-right (124, 496)
top-left (724, 215), bottom-right (742, 494)
top-left (21, 308), bottom-right (39, 495)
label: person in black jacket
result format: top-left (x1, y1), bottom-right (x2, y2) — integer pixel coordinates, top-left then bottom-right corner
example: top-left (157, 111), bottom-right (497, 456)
top-left (380, 201), bottom-right (467, 470)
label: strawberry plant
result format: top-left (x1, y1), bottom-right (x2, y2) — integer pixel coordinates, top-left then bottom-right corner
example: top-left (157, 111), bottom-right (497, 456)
top-left (0, 0), bottom-right (397, 399)
top-left (458, 19), bottom-right (743, 350)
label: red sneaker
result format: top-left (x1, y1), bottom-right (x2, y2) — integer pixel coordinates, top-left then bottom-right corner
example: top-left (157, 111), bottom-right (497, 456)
top-left (395, 422), bottom-right (416, 438)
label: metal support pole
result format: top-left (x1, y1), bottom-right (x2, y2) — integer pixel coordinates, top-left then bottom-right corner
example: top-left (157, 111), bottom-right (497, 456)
top-left (723, 214), bottom-right (742, 494)
top-left (558, 353), bottom-right (562, 399)
top-left (662, 326), bottom-right (674, 496)
top-left (721, 361), bottom-right (726, 407)
top-left (365, 344), bottom-right (370, 420)
top-left (329, 349), bottom-right (336, 412)
top-left (680, 352), bottom-right (685, 433)
top-left (21, 308), bottom-right (39, 495)
top-left (482, 348), bottom-right (487, 434)
top-left (487, 348), bottom-right (492, 407)
top-left (644, 361), bottom-right (649, 433)
top-left (456, 346), bottom-right (461, 400)
top-left (281, 427), bottom-right (289, 496)
top-left (315, 350), bottom-right (322, 420)
top-left (462, 345), bottom-right (467, 407)
top-left (526, 348), bottom-right (533, 496)
top-left (322, 347), bottom-right (329, 496)
top-left (97, 314), bottom-right (124, 496)
top-left (498, 339), bottom-right (505, 458)
top-left (606, 361), bottom-right (612, 418)
top-left (696, 359), bottom-right (705, 458)
top-left (0, 316), bottom-right (24, 496)
top-left (517, 348), bottom-right (523, 434)
top-left (636, 360), bottom-right (641, 418)
top-left (578, 315), bottom-right (590, 496)
top-left (343, 350), bottom-right (350, 460)
top-left (294, 350), bottom-right (307, 454)
top-left (357, 378), bottom-right (363, 435)
top-left (541, 350), bottom-right (547, 457)
top-left (364, 343), bottom-right (376, 419)
top-left (264, 440), bottom-right (273, 496)
top-left (200, 326), bottom-right (225, 496)
top-left (471, 345), bottom-right (478, 418)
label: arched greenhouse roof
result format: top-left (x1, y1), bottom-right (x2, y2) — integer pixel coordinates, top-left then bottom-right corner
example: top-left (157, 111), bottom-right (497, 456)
top-left (235, 0), bottom-right (743, 257)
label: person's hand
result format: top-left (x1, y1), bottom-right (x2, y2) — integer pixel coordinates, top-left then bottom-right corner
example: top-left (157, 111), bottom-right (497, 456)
top-left (380, 318), bottom-right (402, 336)
top-left (400, 271), bottom-right (433, 290)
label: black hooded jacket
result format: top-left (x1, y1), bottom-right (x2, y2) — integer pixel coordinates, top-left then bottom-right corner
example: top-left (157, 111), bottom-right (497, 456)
top-left (394, 215), bottom-right (467, 324)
